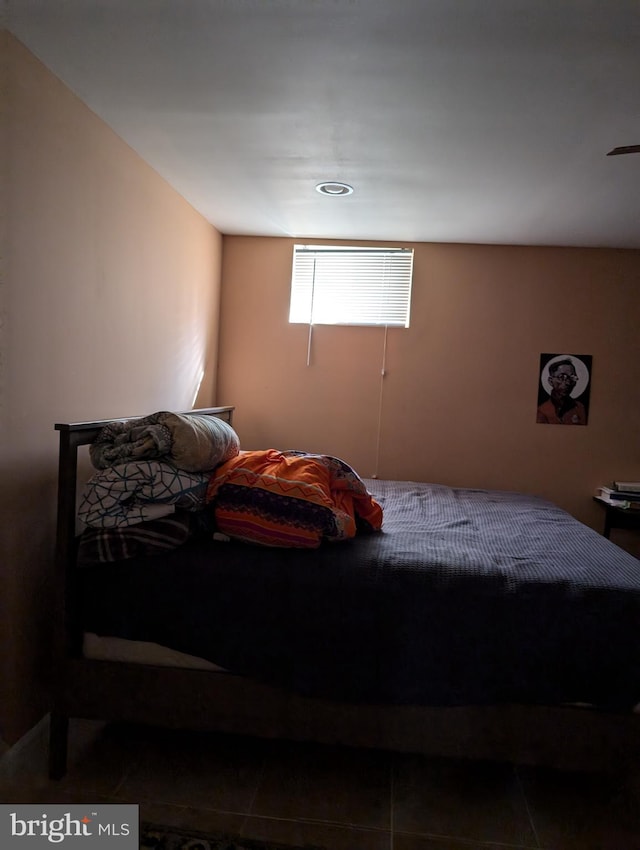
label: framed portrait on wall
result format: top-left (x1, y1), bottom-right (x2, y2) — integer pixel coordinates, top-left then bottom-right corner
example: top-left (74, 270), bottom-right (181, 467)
top-left (536, 353), bottom-right (592, 425)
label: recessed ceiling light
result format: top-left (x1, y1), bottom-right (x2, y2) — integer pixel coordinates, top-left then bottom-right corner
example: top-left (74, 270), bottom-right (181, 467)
top-left (315, 181), bottom-right (354, 196)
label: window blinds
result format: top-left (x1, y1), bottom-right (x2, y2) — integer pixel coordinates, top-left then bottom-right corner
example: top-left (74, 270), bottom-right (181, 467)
top-left (289, 245), bottom-right (414, 327)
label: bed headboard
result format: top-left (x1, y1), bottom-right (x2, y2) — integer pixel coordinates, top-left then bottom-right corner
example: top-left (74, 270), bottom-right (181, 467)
top-left (53, 407), bottom-right (234, 656)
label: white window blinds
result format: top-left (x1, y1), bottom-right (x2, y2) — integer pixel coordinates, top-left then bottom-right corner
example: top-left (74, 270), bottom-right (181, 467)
top-left (289, 245), bottom-right (414, 327)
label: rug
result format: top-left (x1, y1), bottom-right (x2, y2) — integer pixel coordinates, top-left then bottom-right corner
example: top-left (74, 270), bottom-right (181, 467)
top-left (140, 822), bottom-right (325, 850)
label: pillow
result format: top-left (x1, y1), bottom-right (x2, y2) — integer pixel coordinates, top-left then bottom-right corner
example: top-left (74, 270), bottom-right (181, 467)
top-left (164, 413), bottom-right (240, 472)
top-left (90, 411), bottom-right (240, 472)
top-left (207, 449), bottom-right (383, 548)
top-left (78, 460), bottom-right (210, 528)
top-left (77, 512), bottom-right (196, 564)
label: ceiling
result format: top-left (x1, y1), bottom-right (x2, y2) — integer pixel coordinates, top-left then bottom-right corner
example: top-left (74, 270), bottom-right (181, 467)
top-left (8, 0), bottom-right (640, 248)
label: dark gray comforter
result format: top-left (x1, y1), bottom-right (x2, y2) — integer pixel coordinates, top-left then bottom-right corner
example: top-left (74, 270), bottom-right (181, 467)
top-left (80, 480), bottom-right (640, 710)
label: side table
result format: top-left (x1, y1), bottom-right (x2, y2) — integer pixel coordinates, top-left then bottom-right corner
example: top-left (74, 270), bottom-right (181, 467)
top-left (593, 496), bottom-right (640, 539)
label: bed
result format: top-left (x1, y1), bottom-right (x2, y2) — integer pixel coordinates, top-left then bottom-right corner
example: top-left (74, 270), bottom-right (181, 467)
top-left (48, 407), bottom-right (640, 779)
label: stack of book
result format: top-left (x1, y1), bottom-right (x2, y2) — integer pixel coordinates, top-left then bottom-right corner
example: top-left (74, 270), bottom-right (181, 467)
top-left (595, 481), bottom-right (640, 510)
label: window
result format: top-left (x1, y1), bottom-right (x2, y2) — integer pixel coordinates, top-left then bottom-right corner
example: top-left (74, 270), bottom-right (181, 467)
top-left (289, 245), bottom-right (414, 327)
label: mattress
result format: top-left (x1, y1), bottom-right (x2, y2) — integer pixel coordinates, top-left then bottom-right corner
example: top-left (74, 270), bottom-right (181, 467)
top-left (79, 479), bottom-right (640, 709)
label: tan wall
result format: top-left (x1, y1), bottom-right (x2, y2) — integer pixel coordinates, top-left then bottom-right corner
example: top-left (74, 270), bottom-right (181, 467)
top-left (0, 35), bottom-right (222, 743)
top-left (218, 237), bottom-right (640, 532)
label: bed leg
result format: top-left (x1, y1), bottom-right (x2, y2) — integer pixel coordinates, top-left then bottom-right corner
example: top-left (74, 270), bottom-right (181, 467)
top-left (48, 713), bottom-right (69, 780)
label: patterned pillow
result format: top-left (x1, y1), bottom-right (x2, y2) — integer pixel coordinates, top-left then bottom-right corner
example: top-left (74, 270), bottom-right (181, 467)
top-left (78, 460), bottom-right (210, 527)
top-left (77, 512), bottom-right (196, 564)
top-left (89, 411), bottom-right (239, 472)
top-left (207, 449), bottom-right (383, 548)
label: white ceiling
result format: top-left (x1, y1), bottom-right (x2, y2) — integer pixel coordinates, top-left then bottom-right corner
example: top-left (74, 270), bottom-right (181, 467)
top-left (8, 0), bottom-right (640, 248)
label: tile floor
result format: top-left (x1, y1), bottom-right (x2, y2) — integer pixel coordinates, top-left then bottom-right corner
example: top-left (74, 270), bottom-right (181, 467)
top-left (1, 718), bottom-right (640, 850)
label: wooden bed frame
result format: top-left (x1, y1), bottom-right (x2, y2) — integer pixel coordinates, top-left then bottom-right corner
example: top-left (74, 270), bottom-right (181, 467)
top-left (49, 408), bottom-right (640, 779)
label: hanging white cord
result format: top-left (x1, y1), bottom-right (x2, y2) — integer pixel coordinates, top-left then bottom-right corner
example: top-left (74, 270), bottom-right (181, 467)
top-left (306, 323), bottom-right (313, 367)
top-left (306, 256), bottom-right (317, 367)
top-left (371, 325), bottom-right (388, 478)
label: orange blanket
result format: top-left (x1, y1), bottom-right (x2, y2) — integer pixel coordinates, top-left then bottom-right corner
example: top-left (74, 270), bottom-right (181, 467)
top-left (206, 449), bottom-right (383, 548)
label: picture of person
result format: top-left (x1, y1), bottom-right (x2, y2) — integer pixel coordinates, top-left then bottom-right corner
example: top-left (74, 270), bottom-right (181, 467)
top-left (536, 353), bottom-right (592, 425)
